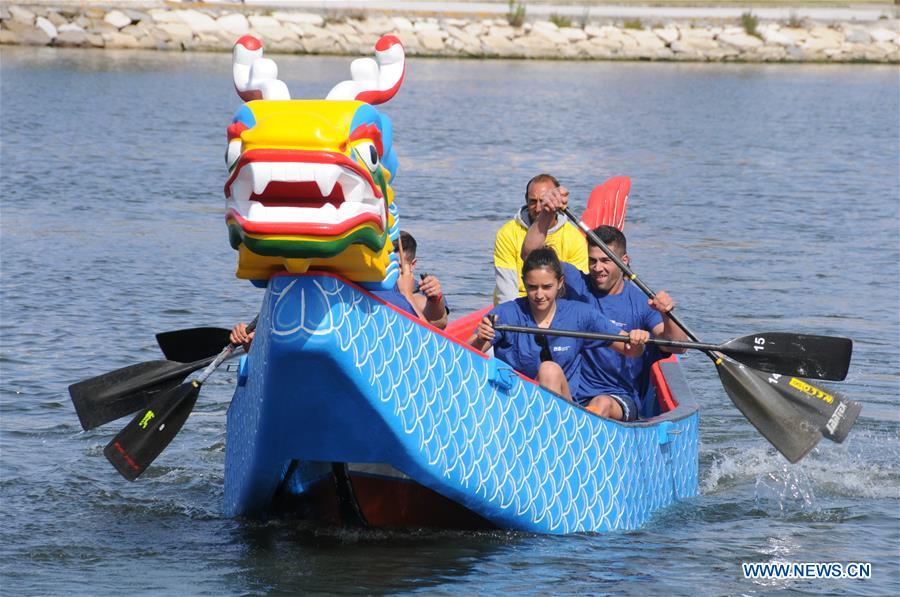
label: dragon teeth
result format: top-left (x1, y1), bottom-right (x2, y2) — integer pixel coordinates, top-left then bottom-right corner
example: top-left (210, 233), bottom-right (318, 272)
top-left (236, 201), bottom-right (380, 225)
top-left (229, 161), bottom-right (378, 206)
top-left (342, 176), bottom-right (363, 203)
top-left (250, 163), bottom-right (271, 195)
top-left (314, 166), bottom-right (341, 198)
top-left (230, 177), bottom-right (252, 203)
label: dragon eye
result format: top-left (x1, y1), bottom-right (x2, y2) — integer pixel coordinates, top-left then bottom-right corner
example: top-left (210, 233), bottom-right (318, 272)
top-left (355, 141), bottom-right (379, 172)
top-left (226, 139), bottom-right (242, 169)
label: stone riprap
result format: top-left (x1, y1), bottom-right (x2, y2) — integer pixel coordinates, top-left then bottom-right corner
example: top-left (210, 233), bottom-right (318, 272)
top-left (1, 3), bottom-right (898, 63)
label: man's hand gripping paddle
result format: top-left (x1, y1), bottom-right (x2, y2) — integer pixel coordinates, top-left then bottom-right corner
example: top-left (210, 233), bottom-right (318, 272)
top-left (560, 207), bottom-right (860, 461)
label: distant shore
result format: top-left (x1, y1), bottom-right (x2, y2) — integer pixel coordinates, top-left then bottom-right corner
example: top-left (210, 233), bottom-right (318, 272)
top-left (2, 2), bottom-right (898, 63)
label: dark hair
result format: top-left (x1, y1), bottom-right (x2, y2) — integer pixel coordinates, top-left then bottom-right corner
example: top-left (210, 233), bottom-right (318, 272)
top-left (589, 225), bottom-right (627, 254)
top-left (524, 173), bottom-right (560, 199)
top-left (394, 230), bottom-right (416, 259)
top-left (522, 246), bottom-right (564, 281)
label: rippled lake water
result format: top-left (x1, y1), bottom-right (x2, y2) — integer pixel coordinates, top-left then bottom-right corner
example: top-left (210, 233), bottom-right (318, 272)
top-left (1, 46), bottom-right (898, 595)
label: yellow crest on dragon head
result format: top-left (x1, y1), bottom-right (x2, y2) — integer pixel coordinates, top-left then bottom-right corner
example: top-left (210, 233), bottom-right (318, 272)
top-left (225, 35), bottom-right (405, 288)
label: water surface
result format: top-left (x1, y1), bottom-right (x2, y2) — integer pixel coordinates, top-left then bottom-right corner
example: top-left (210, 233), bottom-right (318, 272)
top-left (1, 47), bottom-right (898, 595)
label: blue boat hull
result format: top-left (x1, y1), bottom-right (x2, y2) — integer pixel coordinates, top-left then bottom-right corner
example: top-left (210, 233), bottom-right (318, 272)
top-left (224, 273), bottom-right (699, 534)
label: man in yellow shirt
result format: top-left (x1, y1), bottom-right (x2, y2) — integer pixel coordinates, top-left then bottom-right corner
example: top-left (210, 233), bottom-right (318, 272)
top-left (493, 174), bottom-right (588, 304)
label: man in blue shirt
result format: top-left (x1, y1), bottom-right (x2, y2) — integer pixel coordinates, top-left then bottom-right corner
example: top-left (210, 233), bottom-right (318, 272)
top-left (390, 230), bottom-right (449, 329)
top-left (469, 247), bottom-right (647, 403)
top-left (521, 185), bottom-right (689, 421)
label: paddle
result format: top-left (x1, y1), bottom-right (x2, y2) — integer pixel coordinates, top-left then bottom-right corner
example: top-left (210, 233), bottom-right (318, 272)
top-left (104, 318), bottom-right (257, 481)
top-left (560, 207), bottom-right (859, 461)
top-left (492, 325), bottom-right (851, 381)
top-left (70, 318), bottom-right (254, 431)
top-left (744, 369), bottom-right (861, 444)
top-left (156, 326), bottom-right (232, 363)
top-left (69, 357), bottom-right (215, 431)
top-left (581, 176), bottom-right (630, 231)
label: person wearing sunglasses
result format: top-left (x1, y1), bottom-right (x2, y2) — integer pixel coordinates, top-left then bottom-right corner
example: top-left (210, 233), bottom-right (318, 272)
top-left (469, 247), bottom-right (648, 403)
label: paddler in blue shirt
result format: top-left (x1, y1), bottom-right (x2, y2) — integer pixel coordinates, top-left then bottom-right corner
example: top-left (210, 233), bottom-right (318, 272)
top-left (369, 230), bottom-right (449, 328)
top-left (469, 247), bottom-right (649, 403)
top-left (391, 230), bottom-right (449, 329)
top-left (521, 185), bottom-right (689, 422)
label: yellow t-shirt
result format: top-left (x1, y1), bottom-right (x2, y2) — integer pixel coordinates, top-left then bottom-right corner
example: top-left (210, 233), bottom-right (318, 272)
top-left (493, 215), bottom-right (588, 304)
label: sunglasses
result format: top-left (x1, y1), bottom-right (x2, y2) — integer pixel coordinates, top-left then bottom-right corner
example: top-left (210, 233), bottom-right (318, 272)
top-left (535, 334), bottom-right (553, 363)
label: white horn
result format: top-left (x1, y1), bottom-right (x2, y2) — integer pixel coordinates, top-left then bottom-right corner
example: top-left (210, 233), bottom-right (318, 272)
top-left (232, 36), bottom-right (291, 101)
top-left (326, 35), bottom-right (405, 104)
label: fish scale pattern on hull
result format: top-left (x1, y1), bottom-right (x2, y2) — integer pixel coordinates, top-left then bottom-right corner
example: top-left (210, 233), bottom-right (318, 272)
top-left (224, 274), bottom-right (700, 533)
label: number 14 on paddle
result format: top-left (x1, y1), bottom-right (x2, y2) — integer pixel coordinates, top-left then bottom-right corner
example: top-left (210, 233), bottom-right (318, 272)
top-left (762, 372), bottom-right (861, 444)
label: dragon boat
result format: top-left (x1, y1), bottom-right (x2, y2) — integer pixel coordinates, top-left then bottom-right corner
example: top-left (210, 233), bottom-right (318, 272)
top-left (220, 36), bottom-right (699, 534)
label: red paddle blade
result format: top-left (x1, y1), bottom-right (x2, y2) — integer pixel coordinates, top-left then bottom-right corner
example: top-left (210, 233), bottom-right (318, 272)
top-left (580, 176), bottom-right (631, 231)
top-left (445, 305), bottom-right (492, 343)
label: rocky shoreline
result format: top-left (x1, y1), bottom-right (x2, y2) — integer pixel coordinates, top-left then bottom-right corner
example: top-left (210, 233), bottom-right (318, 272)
top-left (2, 2), bottom-right (898, 63)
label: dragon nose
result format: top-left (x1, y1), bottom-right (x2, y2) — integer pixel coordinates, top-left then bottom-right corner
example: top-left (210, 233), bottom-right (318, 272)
top-left (242, 108), bottom-right (344, 150)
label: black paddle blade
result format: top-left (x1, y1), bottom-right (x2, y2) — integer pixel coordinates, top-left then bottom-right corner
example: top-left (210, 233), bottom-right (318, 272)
top-left (156, 327), bottom-right (231, 363)
top-left (69, 359), bottom-right (203, 431)
top-left (722, 332), bottom-right (853, 381)
top-left (746, 370), bottom-right (862, 444)
top-left (104, 381), bottom-right (201, 481)
top-left (714, 356), bottom-right (823, 463)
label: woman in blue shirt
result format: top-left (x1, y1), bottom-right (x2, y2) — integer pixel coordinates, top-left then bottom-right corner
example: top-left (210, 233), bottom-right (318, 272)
top-left (469, 247), bottom-right (648, 404)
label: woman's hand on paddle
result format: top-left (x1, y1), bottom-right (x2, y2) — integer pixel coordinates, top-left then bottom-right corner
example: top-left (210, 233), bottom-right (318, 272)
top-left (476, 316), bottom-right (496, 343)
top-left (230, 322), bottom-right (255, 351)
top-left (476, 316), bottom-right (495, 344)
top-left (468, 315), bottom-right (496, 352)
top-left (627, 329), bottom-right (649, 348)
top-left (614, 329), bottom-right (648, 357)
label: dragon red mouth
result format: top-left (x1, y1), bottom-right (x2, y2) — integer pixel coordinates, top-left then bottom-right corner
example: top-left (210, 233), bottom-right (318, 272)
top-left (225, 149), bottom-right (386, 232)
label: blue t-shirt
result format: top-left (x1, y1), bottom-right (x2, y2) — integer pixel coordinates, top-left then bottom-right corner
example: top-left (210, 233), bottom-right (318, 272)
top-left (489, 297), bottom-right (621, 399)
top-left (561, 262), bottom-right (664, 408)
top-left (370, 286), bottom-right (418, 317)
top-left (372, 283), bottom-right (451, 320)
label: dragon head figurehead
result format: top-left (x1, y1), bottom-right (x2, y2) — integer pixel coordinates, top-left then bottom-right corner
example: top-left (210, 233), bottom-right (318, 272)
top-left (225, 35), bottom-right (405, 288)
